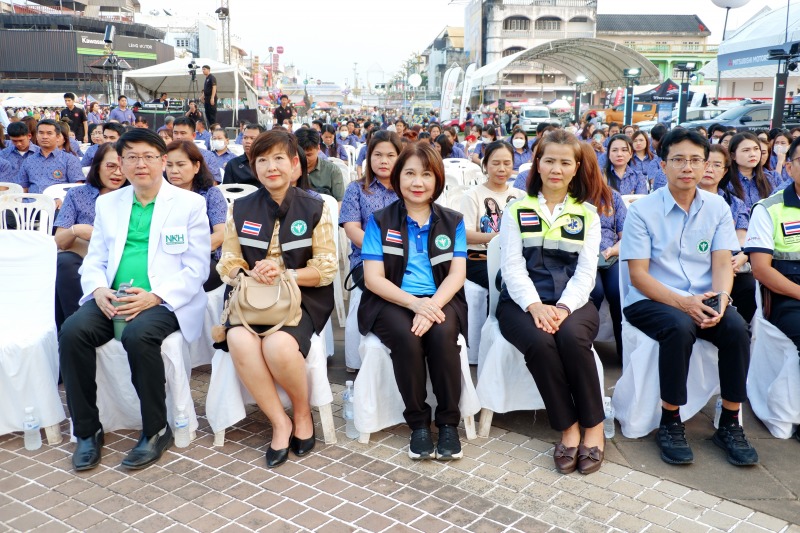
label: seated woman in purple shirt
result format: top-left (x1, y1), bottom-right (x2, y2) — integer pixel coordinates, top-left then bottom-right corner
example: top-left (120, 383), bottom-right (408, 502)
top-left (603, 134), bottom-right (648, 196)
top-left (433, 134), bottom-right (465, 161)
top-left (165, 140), bottom-right (227, 291)
top-left (53, 144), bottom-right (128, 329)
top-left (510, 129), bottom-right (533, 171)
top-left (725, 132), bottom-right (780, 212)
top-left (320, 124), bottom-right (348, 161)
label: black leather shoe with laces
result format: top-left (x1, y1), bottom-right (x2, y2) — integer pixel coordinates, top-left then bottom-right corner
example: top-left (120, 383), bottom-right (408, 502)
top-left (408, 428), bottom-right (434, 460)
top-left (656, 423), bottom-right (694, 465)
top-left (713, 424), bottom-right (758, 466)
top-left (435, 425), bottom-right (463, 460)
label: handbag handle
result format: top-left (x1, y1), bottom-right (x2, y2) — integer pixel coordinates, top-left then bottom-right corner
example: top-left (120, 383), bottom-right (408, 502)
top-left (230, 271), bottom-right (302, 337)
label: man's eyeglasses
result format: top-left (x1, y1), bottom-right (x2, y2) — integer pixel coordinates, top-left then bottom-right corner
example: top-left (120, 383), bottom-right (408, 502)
top-left (667, 157), bottom-right (707, 169)
top-left (122, 154), bottom-right (162, 165)
top-left (705, 162), bottom-right (725, 170)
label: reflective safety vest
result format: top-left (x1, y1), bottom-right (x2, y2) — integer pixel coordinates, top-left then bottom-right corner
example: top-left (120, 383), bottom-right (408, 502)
top-left (755, 184), bottom-right (800, 284)
top-left (500, 194), bottom-right (597, 305)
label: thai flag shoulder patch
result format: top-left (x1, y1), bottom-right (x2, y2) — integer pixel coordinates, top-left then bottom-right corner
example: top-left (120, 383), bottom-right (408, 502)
top-left (520, 211), bottom-right (540, 227)
top-left (386, 229), bottom-right (403, 244)
top-left (241, 220), bottom-right (262, 236)
top-left (782, 220), bottom-right (800, 236)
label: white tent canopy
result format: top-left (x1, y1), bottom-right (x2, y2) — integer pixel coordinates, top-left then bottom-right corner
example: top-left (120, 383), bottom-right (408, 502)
top-left (122, 57), bottom-right (257, 113)
top-left (1, 93), bottom-right (83, 108)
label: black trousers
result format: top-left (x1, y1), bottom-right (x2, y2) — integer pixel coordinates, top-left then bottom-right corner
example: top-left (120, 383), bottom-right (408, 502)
top-left (731, 272), bottom-right (756, 324)
top-left (204, 256), bottom-right (222, 292)
top-left (624, 299), bottom-right (749, 406)
top-left (371, 301), bottom-right (462, 429)
top-left (768, 294), bottom-right (800, 352)
top-left (497, 300), bottom-right (604, 431)
top-left (59, 299), bottom-right (179, 438)
top-left (590, 261), bottom-right (623, 358)
top-left (55, 251), bottom-right (83, 331)
top-left (466, 256), bottom-right (489, 289)
top-left (204, 100), bottom-right (217, 125)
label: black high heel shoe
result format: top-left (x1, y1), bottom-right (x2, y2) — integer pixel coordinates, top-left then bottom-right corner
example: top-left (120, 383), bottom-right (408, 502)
top-left (290, 424), bottom-right (316, 457)
top-left (265, 446), bottom-right (289, 468)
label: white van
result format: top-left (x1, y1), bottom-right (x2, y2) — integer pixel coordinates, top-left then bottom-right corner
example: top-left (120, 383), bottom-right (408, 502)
top-left (519, 106), bottom-right (559, 134)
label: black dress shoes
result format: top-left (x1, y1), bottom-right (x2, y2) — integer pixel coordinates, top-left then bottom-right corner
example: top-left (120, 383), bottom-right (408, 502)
top-left (290, 426), bottom-right (316, 457)
top-left (266, 446), bottom-right (290, 468)
top-left (73, 428), bottom-right (104, 471)
top-left (121, 426), bottom-right (173, 470)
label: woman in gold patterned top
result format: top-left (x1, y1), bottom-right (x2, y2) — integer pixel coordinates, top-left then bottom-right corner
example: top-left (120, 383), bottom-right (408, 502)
top-left (216, 130), bottom-right (336, 468)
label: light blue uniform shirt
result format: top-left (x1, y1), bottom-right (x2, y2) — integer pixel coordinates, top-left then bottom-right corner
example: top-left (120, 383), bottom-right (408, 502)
top-left (620, 187), bottom-right (739, 308)
top-left (361, 214), bottom-right (467, 295)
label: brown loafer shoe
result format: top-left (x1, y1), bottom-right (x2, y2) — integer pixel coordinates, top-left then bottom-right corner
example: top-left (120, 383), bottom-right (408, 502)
top-left (553, 442), bottom-right (579, 474)
top-left (577, 442), bottom-right (604, 475)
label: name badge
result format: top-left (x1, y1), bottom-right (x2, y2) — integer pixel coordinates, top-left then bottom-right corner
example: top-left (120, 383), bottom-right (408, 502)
top-left (162, 226), bottom-right (188, 254)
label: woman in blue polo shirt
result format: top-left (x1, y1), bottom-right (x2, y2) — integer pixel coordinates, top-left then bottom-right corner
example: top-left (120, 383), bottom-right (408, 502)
top-left (726, 132), bottom-right (779, 212)
top-left (510, 128), bottom-right (533, 171)
top-left (603, 134), bottom-right (647, 196)
top-left (359, 142), bottom-right (468, 461)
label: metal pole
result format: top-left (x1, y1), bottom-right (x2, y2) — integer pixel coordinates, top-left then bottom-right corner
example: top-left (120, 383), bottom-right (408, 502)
top-left (678, 77), bottom-right (690, 124)
top-left (773, 64), bottom-right (789, 129)
top-left (623, 84), bottom-right (634, 126)
top-left (716, 7), bottom-right (731, 101)
top-left (573, 85), bottom-right (581, 123)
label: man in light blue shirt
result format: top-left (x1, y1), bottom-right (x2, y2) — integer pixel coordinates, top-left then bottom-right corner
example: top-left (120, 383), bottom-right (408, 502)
top-left (620, 128), bottom-right (757, 468)
top-left (108, 95), bottom-right (136, 124)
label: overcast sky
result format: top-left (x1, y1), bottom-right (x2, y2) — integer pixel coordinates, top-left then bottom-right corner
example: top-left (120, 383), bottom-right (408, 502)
top-left (138, 0), bottom-right (788, 86)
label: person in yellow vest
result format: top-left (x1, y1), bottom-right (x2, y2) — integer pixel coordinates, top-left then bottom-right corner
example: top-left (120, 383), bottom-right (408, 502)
top-left (746, 136), bottom-right (800, 395)
top-left (496, 130), bottom-right (608, 475)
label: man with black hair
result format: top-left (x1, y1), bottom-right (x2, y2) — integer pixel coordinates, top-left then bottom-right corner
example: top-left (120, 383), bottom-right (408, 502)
top-left (81, 122), bottom-right (125, 166)
top-left (16, 119), bottom-right (83, 193)
top-left (274, 94), bottom-right (292, 128)
top-left (222, 123), bottom-right (263, 187)
top-left (206, 128), bottom-right (236, 183)
top-left (59, 128), bottom-right (209, 472)
top-left (109, 95), bottom-right (136, 124)
top-left (295, 128), bottom-right (345, 201)
top-left (61, 92), bottom-right (88, 143)
top-left (171, 117), bottom-right (214, 165)
top-left (195, 118), bottom-right (211, 150)
top-left (201, 65), bottom-right (217, 124)
top-left (1, 121), bottom-right (40, 176)
top-left (621, 127), bottom-right (757, 467)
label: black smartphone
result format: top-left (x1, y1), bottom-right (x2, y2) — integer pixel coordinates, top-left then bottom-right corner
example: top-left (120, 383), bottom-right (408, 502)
top-left (702, 294), bottom-right (721, 314)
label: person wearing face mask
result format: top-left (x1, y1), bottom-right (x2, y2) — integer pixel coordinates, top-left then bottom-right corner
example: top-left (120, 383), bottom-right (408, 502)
top-left (319, 124), bottom-right (348, 161)
top-left (769, 131), bottom-right (792, 186)
top-left (471, 125), bottom-right (498, 165)
top-left (510, 129), bottom-right (533, 171)
top-left (205, 129), bottom-right (236, 183)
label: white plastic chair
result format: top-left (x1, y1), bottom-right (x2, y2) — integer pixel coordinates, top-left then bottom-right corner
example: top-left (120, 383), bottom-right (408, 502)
top-left (475, 238), bottom-right (605, 437)
top-left (443, 158), bottom-right (471, 184)
top-left (330, 158), bottom-right (351, 184)
top-left (344, 286), bottom-right (363, 370)
top-left (187, 284), bottom-right (226, 368)
top-left (465, 279), bottom-right (488, 365)
top-left (464, 168), bottom-right (485, 188)
top-left (228, 144), bottom-right (244, 156)
top-left (353, 333), bottom-right (480, 443)
top-left (0, 232), bottom-right (65, 444)
top-left (217, 183), bottom-right (258, 205)
top-left (43, 183), bottom-right (83, 203)
top-left (93, 332), bottom-right (199, 440)
top-left (0, 182), bottom-right (23, 197)
top-left (611, 260), bottom-right (720, 438)
top-left (321, 194), bottom-right (346, 328)
top-left (343, 145), bottom-right (358, 180)
top-left (747, 283), bottom-right (800, 438)
top-left (205, 334), bottom-right (337, 446)
top-left (518, 162), bottom-right (532, 175)
top-left (82, 167), bottom-right (91, 178)
top-left (0, 193), bottom-right (56, 234)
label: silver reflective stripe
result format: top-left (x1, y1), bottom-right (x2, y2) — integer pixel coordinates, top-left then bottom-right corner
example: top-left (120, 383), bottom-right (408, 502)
top-left (773, 251), bottom-right (800, 260)
top-left (382, 246), bottom-right (404, 256)
top-left (239, 237), bottom-right (269, 250)
top-left (522, 236), bottom-right (544, 248)
top-left (430, 253), bottom-right (453, 266)
top-left (543, 239), bottom-right (584, 254)
top-left (281, 238), bottom-right (312, 251)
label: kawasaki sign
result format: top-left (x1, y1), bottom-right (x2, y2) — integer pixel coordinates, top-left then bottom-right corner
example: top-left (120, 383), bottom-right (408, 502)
top-left (76, 31), bottom-right (158, 61)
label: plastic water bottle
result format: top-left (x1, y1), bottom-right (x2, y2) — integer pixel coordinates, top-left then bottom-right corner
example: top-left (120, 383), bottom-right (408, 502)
top-left (713, 397), bottom-right (723, 429)
top-left (343, 381), bottom-right (359, 439)
top-left (603, 397), bottom-right (615, 439)
top-left (174, 405), bottom-right (190, 448)
top-left (23, 407), bottom-right (42, 451)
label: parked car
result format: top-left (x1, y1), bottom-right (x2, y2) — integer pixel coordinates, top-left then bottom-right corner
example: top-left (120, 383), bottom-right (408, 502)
top-left (680, 104), bottom-right (772, 131)
top-left (600, 102), bottom-right (658, 124)
top-left (518, 106), bottom-right (561, 134)
top-left (636, 106), bottom-right (726, 132)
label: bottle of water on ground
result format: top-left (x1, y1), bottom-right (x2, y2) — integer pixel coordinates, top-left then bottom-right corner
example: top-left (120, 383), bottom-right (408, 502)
top-left (343, 381), bottom-right (359, 439)
top-left (23, 406), bottom-right (42, 451)
top-left (174, 405), bottom-right (190, 448)
top-left (603, 397), bottom-right (615, 439)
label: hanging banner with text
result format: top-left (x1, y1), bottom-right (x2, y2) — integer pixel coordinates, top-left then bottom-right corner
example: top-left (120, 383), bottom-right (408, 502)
top-left (458, 63), bottom-right (477, 125)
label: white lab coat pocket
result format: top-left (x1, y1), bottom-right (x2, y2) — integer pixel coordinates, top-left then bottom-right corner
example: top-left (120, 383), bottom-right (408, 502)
top-left (161, 226), bottom-right (189, 254)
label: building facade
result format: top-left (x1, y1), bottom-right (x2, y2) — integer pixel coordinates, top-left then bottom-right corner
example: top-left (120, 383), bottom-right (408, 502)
top-left (421, 26), bottom-right (468, 97)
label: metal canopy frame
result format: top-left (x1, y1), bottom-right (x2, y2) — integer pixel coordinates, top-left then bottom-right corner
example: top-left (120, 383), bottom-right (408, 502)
top-left (472, 38), bottom-right (661, 93)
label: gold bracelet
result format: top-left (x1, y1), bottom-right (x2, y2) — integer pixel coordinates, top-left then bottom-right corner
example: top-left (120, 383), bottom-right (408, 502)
top-left (71, 226), bottom-right (76, 236)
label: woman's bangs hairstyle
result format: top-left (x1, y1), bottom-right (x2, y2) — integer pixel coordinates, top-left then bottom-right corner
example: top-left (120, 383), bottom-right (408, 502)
top-left (86, 143), bottom-right (129, 190)
top-left (631, 130), bottom-right (652, 157)
top-left (248, 129), bottom-right (299, 178)
top-left (481, 140), bottom-right (515, 172)
top-left (166, 140), bottom-right (215, 191)
top-left (390, 142), bottom-right (446, 204)
top-left (363, 130), bottom-right (402, 191)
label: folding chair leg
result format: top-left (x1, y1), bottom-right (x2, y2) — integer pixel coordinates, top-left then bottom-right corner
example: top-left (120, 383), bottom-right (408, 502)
top-left (44, 424), bottom-right (62, 445)
top-left (318, 403), bottom-right (337, 445)
top-left (477, 408), bottom-right (494, 438)
top-left (463, 416), bottom-right (477, 440)
top-left (358, 432), bottom-right (370, 444)
top-left (213, 430), bottom-right (226, 447)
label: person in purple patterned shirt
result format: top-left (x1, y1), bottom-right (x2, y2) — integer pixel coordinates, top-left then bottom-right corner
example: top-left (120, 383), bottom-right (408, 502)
top-left (725, 132), bottom-right (779, 212)
top-left (603, 134), bottom-right (648, 196)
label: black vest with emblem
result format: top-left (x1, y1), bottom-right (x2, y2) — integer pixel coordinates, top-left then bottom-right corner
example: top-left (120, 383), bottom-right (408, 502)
top-left (357, 200), bottom-right (468, 341)
top-left (231, 186), bottom-right (334, 334)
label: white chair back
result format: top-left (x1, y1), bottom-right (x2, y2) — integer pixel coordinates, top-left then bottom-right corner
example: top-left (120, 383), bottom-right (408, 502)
top-left (330, 158), bottom-right (351, 183)
top-left (217, 184), bottom-right (258, 205)
top-left (486, 236), bottom-right (502, 317)
top-left (0, 182), bottom-right (23, 197)
top-left (228, 144), bottom-right (245, 156)
top-left (518, 162), bottom-right (532, 175)
top-left (464, 168), bottom-right (485, 188)
top-left (0, 193), bottom-right (55, 234)
top-left (82, 166), bottom-right (91, 177)
top-left (320, 193), bottom-right (346, 328)
top-left (43, 183), bottom-right (83, 202)
top-left (447, 185), bottom-right (467, 212)
top-left (344, 145), bottom-right (358, 173)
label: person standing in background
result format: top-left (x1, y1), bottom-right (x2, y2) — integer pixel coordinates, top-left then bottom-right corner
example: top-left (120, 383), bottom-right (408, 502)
top-left (201, 65), bottom-right (217, 125)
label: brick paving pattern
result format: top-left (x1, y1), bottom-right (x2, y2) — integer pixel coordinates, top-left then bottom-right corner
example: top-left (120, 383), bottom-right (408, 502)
top-left (0, 368), bottom-right (796, 532)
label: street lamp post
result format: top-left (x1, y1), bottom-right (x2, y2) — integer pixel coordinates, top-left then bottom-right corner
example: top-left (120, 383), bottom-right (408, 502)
top-left (712, 0), bottom-right (751, 101)
top-left (573, 75), bottom-right (586, 122)
top-left (674, 62), bottom-right (699, 124)
top-left (622, 68), bottom-right (641, 126)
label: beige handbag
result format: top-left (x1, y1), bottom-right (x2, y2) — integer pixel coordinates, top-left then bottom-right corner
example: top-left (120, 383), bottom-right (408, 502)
top-left (221, 271), bottom-right (302, 338)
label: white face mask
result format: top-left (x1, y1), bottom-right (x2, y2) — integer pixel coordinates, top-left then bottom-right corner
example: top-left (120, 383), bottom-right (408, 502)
top-left (339, 131), bottom-right (348, 139)
top-left (210, 140), bottom-right (225, 151)
top-left (775, 145), bottom-right (789, 155)
top-left (512, 139), bottom-right (526, 149)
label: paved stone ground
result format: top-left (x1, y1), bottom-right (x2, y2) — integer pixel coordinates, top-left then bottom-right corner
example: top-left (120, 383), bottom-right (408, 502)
top-left (1, 345), bottom-right (798, 533)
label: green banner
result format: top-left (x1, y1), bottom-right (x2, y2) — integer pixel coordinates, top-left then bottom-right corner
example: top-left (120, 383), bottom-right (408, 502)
top-left (77, 47), bottom-right (157, 60)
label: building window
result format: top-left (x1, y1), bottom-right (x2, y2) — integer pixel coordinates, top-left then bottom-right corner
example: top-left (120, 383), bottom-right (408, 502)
top-left (506, 74), bottom-right (526, 84)
top-left (175, 38), bottom-right (191, 48)
top-left (503, 17), bottom-right (530, 32)
top-left (535, 17), bottom-right (562, 31)
top-left (681, 41), bottom-right (700, 51)
top-left (569, 16), bottom-right (589, 23)
top-left (503, 47), bottom-right (525, 57)
top-left (754, 82), bottom-right (764, 91)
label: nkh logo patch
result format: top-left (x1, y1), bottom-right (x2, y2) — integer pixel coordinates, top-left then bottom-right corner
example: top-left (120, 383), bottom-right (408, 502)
top-left (386, 229), bottom-right (403, 244)
top-left (520, 212), bottom-right (539, 226)
top-left (241, 221), bottom-right (262, 236)
top-left (783, 221), bottom-right (800, 236)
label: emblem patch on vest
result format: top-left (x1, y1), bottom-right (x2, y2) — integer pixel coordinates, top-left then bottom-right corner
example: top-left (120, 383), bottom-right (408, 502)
top-left (563, 216), bottom-right (583, 235)
top-left (290, 220), bottom-right (307, 236)
top-left (241, 221), bottom-right (261, 236)
top-left (435, 234), bottom-right (451, 250)
top-left (518, 210), bottom-right (542, 231)
top-left (386, 229), bottom-right (403, 244)
top-left (697, 239), bottom-right (710, 254)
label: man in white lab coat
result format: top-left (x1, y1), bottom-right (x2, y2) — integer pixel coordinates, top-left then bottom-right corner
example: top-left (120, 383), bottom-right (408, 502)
top-left (59, 128), bottom-right (210, 471)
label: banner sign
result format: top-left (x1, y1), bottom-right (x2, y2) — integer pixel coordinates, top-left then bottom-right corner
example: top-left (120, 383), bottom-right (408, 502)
top-left (439, 66), bottom-right (462, 123)
top-left (458, 63), bottom-right (477, 124)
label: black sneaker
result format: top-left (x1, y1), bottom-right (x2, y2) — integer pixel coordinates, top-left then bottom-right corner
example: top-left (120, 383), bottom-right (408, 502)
top-left (408, 428), bottom-right (434, 460)
top-left (435, 425), bottom-right (463, 460)
top-left (795, 427), bottom-right (800, 443)
top-left (712, 424), bottom-right (759, 466)
top-left (656, 423), bottom-right (694, 465)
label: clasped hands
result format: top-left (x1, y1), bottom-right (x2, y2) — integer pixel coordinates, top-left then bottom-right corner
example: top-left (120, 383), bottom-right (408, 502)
top-left (247, 259), bottom-right (281, 285)
top-left (408, 297), bottom-right (446, 337)
top-left (681, 292), bottom-right (728, 329)
top-left (527, 302), bottom-right (569, 334)
top-left (93, 287), bottom-right (162, 321)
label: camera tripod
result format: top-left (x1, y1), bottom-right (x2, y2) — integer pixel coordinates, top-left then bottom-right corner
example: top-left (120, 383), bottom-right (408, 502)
top-left (186, 69), bottom-right (201, 112)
